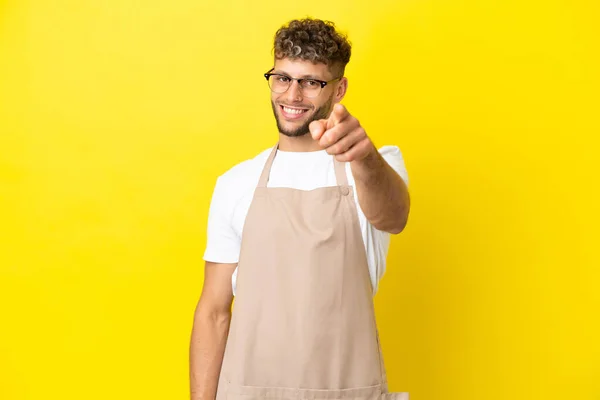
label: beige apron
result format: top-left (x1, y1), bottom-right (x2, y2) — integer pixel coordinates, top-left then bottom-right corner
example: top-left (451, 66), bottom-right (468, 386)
top-left (216, 144), bottom-right (409, 400)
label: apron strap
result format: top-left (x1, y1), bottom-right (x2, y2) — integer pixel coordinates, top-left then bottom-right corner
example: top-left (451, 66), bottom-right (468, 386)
top-left (257, 143), bottom-right (349, 188)
top-left (333, 157), bottom-right (349, 186)
top-left (257, 144), bottom-right (279, 188)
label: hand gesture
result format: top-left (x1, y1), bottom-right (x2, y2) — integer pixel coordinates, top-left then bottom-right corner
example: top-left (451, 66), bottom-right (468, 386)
top-left (309, 104), bottom-right (375, 162)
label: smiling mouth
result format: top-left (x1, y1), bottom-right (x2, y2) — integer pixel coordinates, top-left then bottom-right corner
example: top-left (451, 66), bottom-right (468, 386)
top-left (280, 105), bottom-right (310, 119)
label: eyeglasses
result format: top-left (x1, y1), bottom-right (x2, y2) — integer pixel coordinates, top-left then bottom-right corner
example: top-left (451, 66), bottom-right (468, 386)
top-left (264, 68), bottom-right (341, 98)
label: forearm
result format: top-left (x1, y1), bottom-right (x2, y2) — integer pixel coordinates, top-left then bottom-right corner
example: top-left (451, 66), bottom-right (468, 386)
top-left (351, 149), bottom-right (410, 234)
top-left (189, 307), bottom-right (231, 400)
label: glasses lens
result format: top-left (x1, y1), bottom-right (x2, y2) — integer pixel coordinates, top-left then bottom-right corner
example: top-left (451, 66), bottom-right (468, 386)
top-left (268, 75), bottom-right (290, 93)
top-left (266, 75), bottom-right (322, 98)
top-left (299, 80), bottom-right (321, 98)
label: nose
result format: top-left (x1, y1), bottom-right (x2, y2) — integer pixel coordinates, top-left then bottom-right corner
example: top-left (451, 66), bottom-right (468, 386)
top-left (283, 80), bottom-right (303, 103)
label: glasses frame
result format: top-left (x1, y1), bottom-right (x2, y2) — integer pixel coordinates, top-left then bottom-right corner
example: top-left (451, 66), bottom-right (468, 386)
top-left (263, 68), bottom-right (341, 98)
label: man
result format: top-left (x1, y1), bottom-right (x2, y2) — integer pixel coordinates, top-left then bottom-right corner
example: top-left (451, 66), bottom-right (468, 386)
top-left (190, 18), bottom-right (410, 400)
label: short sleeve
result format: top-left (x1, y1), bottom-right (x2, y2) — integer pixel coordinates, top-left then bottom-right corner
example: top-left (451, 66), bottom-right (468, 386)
top-left (203, 176), bottom-right (241, 264)
top-left (379, 145), bottom-right (409, 186)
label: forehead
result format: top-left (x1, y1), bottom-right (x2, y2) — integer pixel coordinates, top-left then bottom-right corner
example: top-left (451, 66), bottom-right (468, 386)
top-left (273, 58), bottom-right (332, 79)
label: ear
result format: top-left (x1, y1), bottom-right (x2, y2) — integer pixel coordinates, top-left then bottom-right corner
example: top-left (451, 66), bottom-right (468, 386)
top-left (335, 77), bottom-right (348, 102)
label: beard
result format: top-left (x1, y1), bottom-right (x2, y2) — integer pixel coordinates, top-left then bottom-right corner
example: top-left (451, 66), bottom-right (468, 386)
top-left (271, 97), bottom-right (333, 138)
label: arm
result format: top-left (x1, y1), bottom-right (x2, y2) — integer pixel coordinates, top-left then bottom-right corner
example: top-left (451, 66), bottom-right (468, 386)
top-left (190, 261), bottom-right (237, 400)
top-left (351, 150), bottom-right (410, 234)
top-left (309, 103), bottom-right (410, 234)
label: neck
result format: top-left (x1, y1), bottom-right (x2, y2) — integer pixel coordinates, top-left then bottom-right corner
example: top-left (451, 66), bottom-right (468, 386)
top-left (278, 133), bottom-right (323, 152)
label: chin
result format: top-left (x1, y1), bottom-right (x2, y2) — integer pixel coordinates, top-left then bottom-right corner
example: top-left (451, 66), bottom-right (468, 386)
top-left (281, 129), bottom-right (310, 138)
top-left (280, 120), bottom-right (311, 137)
top-left (276, 116), bottom-right (312, 138)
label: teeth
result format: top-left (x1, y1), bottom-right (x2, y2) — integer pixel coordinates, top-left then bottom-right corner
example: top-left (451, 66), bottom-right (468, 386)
top-left (283, 106), bottom-right (306, 115)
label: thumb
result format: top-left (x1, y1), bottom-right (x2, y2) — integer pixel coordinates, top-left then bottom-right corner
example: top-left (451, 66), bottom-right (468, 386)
top-left (309, 119), bottom-right (328, 141)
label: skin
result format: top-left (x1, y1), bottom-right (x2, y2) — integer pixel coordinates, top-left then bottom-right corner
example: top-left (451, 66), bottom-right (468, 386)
top-left (190, 57), bottom-right (410, 400)
top-left (189, 261), bottom-right (235, 400)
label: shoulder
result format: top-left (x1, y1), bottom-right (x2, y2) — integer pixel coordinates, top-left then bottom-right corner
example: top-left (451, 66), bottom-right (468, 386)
top-left (345, 145), bottom-right (409, 186)
top-left (377, 145), bottom-right (406, 168)
top-left (377, 145), bottom-right (409, 186)
top-left (378, 145), bottom-right (405, 160)
top-left (212, 148), bottom-right (272, 197)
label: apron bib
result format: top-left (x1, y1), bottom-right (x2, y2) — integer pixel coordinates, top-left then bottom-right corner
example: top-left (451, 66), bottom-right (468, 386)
top-left (217, 144), bottom-right (409, 400)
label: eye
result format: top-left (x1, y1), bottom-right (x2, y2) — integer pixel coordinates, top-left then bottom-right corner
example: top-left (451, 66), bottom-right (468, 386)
top-left (276, 75), bottom-right (291, 83)
top-left (303, 79), bottom-right (320, 87)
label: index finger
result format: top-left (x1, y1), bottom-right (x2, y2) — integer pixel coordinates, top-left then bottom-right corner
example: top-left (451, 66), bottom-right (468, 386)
top-left (327, 103), bottom-right (350, 129)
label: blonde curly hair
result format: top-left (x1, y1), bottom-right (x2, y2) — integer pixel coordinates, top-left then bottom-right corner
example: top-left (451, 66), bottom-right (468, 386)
top-left (273, 18), bottom-right (352, 75)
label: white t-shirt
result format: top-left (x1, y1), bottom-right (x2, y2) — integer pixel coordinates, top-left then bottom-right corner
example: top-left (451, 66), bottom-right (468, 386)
top-left (203, 145), bottom-right (409, 295)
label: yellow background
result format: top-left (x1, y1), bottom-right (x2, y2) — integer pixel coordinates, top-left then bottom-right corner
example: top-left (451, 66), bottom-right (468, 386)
top-left (1, 0), bottom-right (599, 399)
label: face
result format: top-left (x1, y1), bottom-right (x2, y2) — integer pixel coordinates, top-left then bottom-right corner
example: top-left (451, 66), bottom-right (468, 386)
top-left (270, 58), bottom-right (346, 138)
